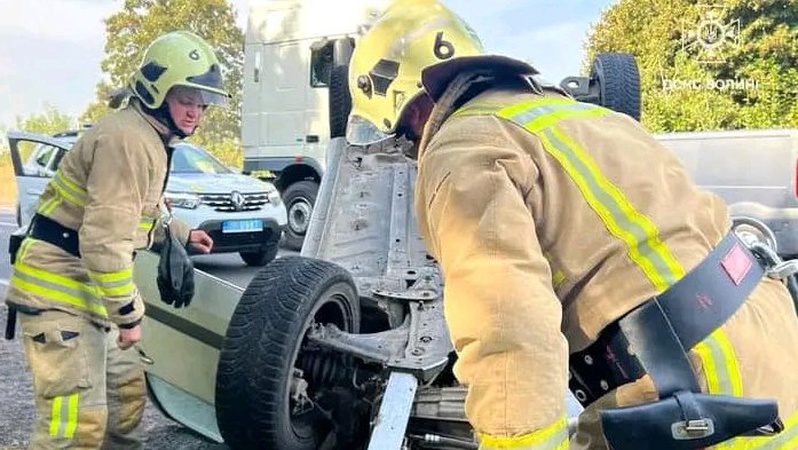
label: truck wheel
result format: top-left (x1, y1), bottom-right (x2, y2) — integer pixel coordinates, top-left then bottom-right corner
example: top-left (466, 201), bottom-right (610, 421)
top-left (282, 180), bottom-right (318, 251)
top-left (239, 232), bottom-right (281, 266)
top-left (215, 256), bottom-right (361, 450)
top-left (591, 52), bottom-right (641, 121)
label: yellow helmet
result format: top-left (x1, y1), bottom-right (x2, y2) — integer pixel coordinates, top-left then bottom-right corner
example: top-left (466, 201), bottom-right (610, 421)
top-left (129, 30), bottom-right (230, 109)
top-left (346, 0), bottom-right (484, 145)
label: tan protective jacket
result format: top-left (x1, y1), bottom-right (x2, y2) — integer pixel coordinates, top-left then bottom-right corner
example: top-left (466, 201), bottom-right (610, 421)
top-left (414, 85), bottom-right (798, 449)
top-left (7, 100), bottom-right (191, 328)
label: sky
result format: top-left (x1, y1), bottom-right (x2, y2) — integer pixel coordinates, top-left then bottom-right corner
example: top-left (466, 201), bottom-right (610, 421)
top-left (0, 0), bottom-right (612, 129)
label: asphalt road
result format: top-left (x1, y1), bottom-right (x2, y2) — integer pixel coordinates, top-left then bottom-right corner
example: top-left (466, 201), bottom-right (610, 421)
top-left (0, 209), bottom-right (295, 449)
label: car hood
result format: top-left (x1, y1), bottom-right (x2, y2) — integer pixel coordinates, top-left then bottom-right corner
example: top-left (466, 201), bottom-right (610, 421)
top-left (166, 173), bottom-right (273, 194)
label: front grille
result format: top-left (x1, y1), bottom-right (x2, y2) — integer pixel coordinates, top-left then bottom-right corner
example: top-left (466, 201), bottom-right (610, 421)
top-left (198, 192), bottom-right (269, 212)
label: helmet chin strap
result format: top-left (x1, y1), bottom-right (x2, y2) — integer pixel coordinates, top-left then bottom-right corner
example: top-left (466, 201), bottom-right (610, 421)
top-left (143, 103), bottom-right (193, 140)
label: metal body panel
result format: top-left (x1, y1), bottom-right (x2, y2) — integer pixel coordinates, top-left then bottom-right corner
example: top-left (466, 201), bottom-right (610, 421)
top-left (657, 129), bottom-right (798, 255)
top-left (134, 251), bottom-right (243, 440)
top-left (303, 139), bottom-right (435, 301)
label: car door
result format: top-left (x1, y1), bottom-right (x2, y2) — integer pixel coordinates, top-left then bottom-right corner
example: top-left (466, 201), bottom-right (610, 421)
top-left (7, 131), bottom-right (71, 227)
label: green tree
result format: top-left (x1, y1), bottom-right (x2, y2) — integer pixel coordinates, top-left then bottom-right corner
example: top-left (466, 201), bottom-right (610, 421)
top-left (15, 103), bottom-right (75, 135)
top-left (585, 0), bottom-right (798, 132)
top-left (0, 104), bottom-right (75, 166)
top-left (81, 0), bottom-right (244, 160)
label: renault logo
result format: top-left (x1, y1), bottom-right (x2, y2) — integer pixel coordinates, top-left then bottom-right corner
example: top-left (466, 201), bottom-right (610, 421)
top-left (230, 191), bottom-right (245, 211)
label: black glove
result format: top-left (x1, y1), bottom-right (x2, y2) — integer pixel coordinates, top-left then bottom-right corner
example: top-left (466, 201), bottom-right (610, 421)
top-left (156, 223), bottom-right (195, 308)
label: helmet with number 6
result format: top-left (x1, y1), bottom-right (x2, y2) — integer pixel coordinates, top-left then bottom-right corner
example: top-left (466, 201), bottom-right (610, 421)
top-left (346, 0), bottom-right (484, 145)
top-left (129, 30), bottom-right (230, 110)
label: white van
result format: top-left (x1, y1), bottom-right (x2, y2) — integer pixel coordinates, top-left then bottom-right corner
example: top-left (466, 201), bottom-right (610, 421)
top-left (241, 0), bottom-right (391, 250)
top-left (657, 129), bottom-right (798, 256)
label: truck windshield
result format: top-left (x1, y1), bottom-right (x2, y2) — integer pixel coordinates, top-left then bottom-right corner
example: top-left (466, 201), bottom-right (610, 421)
top-left (171, 144), bottom-right (231, 174)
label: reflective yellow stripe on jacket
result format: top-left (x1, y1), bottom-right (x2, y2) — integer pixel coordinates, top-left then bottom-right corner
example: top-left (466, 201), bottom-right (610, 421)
top-left (744, 408), bottom-right (798, 449)
top-left (12, 239), bottom-right (108, 316)
top-left (702, 339), bottom-right (797, 450)
top-left (88, 267), bottom-right (135, 298)
top-left (140, 208), bottom-right (161, 232)
top-left (39, 171), bottom-right (88, 215)
top-left (456, 96), bottom-right (686, 291)
top-left (479, 415), bottom-right (569, 450)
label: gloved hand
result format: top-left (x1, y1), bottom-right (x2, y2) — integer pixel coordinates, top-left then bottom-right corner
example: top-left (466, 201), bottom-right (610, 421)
top-left (156, 223), bottom-right (195, 308)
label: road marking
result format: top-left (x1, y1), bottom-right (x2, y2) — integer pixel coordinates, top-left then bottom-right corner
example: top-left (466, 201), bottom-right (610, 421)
top-left (0, 222), bottom-right (19, 228)
top-left (0, 279), bottom-right (9, 286)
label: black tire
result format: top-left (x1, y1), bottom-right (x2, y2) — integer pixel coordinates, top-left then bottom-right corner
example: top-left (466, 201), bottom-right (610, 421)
top-left (215, 256), bottom-right (361, 450)
top-left (282, 180), bottom-right (319, 251)
top-left (591, 52), bottom-right (641, 121)
top-left (239, 232), bottom-right (281, 266)
top-left (328, 63), bottom-right (351, 139)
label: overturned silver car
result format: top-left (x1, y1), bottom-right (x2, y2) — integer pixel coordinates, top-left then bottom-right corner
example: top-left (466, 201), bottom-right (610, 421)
top-left (132, 52), bottom-right (649, 450)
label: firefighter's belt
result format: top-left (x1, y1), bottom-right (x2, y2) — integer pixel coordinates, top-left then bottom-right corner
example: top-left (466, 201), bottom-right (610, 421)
top-left (5, 214), bottom-right (78, 340)
top-left (568, 232), bottom-right (783, 449)
top-left (29, 214), bottom-right (80, 258)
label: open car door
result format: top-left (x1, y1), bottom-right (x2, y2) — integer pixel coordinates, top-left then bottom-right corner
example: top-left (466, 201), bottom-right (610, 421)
top-left (6, 131), bottom-right (70, 227)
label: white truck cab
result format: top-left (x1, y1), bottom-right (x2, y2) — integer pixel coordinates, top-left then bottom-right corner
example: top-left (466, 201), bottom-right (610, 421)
top-left (242, 0), bottom-right (392, 250)
top-left (241, 0), bottom-right (642, 252)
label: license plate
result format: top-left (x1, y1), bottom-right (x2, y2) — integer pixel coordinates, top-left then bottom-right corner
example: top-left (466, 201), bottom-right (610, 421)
top-left (222, 219), bottom-right (263, 234)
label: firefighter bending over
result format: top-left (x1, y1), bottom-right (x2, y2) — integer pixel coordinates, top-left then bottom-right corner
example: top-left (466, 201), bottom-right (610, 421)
top-left (346, 1), bottom-right (798, 449)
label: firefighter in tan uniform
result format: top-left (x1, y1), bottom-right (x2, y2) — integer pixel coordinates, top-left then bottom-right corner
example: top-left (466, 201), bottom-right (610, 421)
top-left (346, 1), bottom-right (798, 449)
top-left (4, 30), bottom-right (227, 449)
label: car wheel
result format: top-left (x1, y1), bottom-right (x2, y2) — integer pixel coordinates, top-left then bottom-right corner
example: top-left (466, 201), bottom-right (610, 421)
top-left (328, 59), bottom-right (352, 138)
top-left (591, 52), bottom-right (641, 121)
top-left (239, 233), bottom-right (280, 266)
top-left (215, 256), bottom-right (361, 450)
top-left (282, 180), bottom-right (319, 251)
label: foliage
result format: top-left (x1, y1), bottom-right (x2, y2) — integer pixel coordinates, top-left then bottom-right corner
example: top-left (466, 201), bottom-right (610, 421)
top-left (0, 104), bottom-right (76, 156)
top-left (188, 133), bottom-right (242, 168)
top-left (81, 0), bottom-right (245, 161)
top-left (584, 0), bottom-right (798, 132)
top-left (14, 103), bottom-right (75, 135)
top-left (0, 104), bottom-right (76, 204)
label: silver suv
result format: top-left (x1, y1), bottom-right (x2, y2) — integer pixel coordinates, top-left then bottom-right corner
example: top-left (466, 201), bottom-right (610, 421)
top-left (8, 130), bottom-right (288, 266)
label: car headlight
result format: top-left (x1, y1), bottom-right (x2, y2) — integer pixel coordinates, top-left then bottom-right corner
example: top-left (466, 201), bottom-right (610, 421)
top-left (165, 192), bottom-right (201, 209)
top-left (267, 189), bottom-right (282, 205)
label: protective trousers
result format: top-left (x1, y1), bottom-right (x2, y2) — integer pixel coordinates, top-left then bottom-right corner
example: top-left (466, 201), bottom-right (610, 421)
top-left (19, 310), bottom-right (146, 450)
top-left (570, 276), bottom-right (798, 450)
